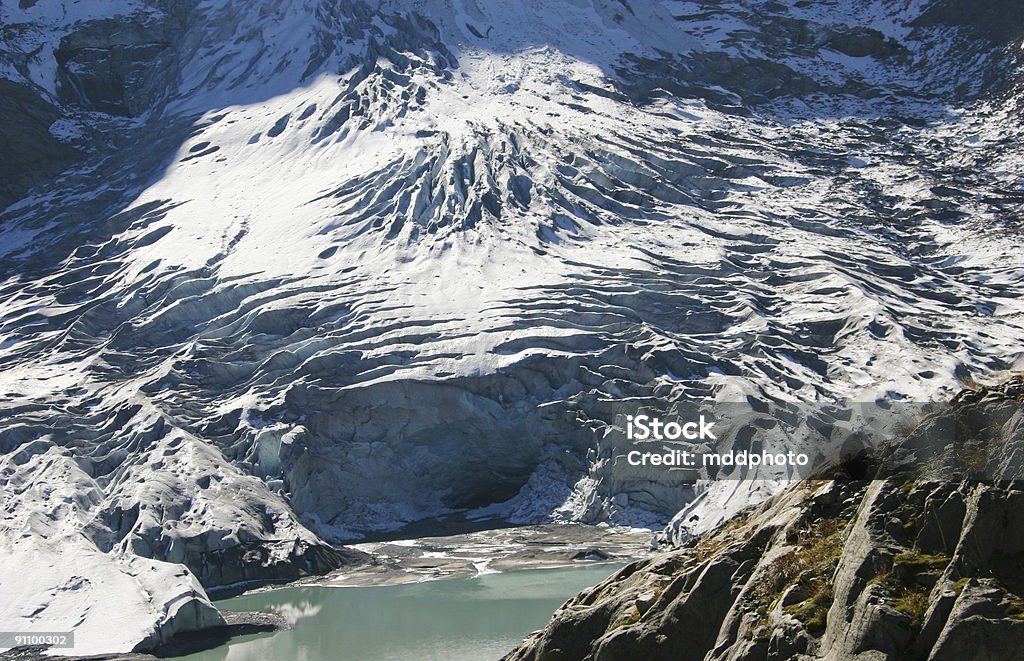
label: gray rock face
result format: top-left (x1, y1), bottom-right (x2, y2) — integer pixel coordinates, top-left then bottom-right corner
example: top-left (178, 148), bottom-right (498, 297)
top-left (54, 17), bottom-right (175, 117)
top-left (508, 477), bottom-right (1024, 660)
top-left (913, 0), bottom-right (1024, 44)
top-left (504, 382), bottom-right (1024, 660)
top-left (0, 80), bottom-right (82, 209)
top-left (827, 28), bottom-right (902, 58)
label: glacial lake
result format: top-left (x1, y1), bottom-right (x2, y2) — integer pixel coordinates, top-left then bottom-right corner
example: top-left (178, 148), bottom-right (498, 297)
top-left (176, 564), bottom-right (622, 661)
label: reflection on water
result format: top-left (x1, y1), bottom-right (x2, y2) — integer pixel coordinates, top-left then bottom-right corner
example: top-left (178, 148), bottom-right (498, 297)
top-left (176, 564), bottom-right (622, 661)
top-left (270, 602), bottom-right (323, 626)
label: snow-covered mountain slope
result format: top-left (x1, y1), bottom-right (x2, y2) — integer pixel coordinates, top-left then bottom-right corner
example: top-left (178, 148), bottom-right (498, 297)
top-left (2, 0), bottom-right (1024, 652)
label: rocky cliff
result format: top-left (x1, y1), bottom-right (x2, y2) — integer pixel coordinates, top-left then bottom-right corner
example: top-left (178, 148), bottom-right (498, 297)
top-left (505, 378), bottom-right (1024, 660)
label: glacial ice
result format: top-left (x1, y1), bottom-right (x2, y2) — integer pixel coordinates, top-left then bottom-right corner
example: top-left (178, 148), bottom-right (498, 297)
top-left (2, 0), bottom-right (1024, 652)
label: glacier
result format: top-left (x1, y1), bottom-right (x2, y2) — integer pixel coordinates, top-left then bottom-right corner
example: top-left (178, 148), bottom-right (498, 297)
top-left (1, 0), bottom-right (1024, 653)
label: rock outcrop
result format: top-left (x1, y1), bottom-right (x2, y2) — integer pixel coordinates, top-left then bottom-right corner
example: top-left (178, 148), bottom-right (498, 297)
top-left (505, 380), bottom-right (1024, 660)
top-left (54, 16), bottom-right (178, 117)
top-left (0, 80), bottom-right (82, 209)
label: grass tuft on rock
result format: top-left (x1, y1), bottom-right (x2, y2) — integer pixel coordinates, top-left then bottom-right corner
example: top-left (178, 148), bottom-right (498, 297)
top-left (1002, 591), bottom-right (1024, 620)
top-left (893, 586), bottom-right (930, 629)
top-left (952, 577), bottom-right (971, 595)
top-left (748, 517), bottom-right (847, 637)
top-left (783, 580), bottom-right (832, 634)
top-left (893, 551), bottom-right (951, 574)
top-left (609, 609), bottom-right (641, 631)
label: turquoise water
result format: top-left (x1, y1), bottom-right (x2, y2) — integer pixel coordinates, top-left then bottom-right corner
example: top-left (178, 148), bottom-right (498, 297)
top-left (176, 564), bottom-right (621, 661)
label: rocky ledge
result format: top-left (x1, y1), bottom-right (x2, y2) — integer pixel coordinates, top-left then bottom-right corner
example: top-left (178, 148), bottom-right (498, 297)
top-left (505, 379), bottom-right (1024, 660)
